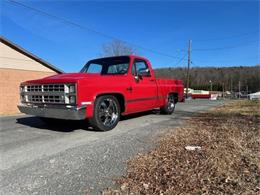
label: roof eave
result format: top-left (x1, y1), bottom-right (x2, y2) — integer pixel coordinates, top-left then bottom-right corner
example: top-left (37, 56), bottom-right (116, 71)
top-left (0, 36), bottom-right (64, 74)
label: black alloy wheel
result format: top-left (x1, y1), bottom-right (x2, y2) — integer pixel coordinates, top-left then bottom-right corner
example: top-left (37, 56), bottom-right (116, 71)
top-left (89, 95), bottom-right (120, 131)
top-left (160, 94), bottom-right (176, 114)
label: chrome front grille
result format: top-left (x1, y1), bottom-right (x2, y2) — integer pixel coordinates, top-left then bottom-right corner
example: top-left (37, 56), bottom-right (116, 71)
top-left (26, 84), bottom-right (65, 92)
top-left (43, 95), bottom-right (64, 103)
top-left (27, 95), bottom-right (64, 104)
top-left (27, 85), bottom-right (42, 92)
top-left (28, 95), bottom-right (42, 102)
top-left (43, 84), bottom-right (64, 92)
top-left (20, 83), bottom-right (76, 105)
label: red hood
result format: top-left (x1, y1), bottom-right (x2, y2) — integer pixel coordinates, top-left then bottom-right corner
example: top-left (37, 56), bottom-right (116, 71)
top-left (22, 73), bottom-right (101, 84)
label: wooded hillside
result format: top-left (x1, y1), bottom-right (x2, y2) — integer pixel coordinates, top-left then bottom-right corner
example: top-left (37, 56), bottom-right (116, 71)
top-left (155, 66), bottom-right (260, 93)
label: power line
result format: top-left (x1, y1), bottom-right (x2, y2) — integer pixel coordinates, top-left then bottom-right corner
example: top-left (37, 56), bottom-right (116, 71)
top-left (194, 31), bottom-right (258, 42)
top-left (7, 0), bottom-right (182, 60)
top-left (191, 58), bottom-right (259, 66)
top-left (175, 53), bottom-right (187, 66)
top-left (193, 40), bottom-right (259, 51)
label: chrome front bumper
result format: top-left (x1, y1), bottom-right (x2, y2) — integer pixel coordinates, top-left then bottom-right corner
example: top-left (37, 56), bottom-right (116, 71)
top-left (17, 104), bottom-right (86, 120)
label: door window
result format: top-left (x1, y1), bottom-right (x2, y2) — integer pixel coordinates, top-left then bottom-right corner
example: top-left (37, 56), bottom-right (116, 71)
top-left (132, 60), bottom-right (151, 77)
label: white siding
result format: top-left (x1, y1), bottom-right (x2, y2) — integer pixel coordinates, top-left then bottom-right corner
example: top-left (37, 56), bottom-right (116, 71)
top-left (0, 42), bottom-right (55, 72)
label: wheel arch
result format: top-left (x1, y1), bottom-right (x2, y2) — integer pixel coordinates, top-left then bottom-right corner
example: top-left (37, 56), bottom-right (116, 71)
top-left (169, 92), bottom-right (179, 103)
top-left (95, 93), bottom-right (126, 113)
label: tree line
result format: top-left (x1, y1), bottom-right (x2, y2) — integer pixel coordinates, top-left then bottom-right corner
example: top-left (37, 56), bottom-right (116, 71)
top-left (155, 66), bottom-right (260, 93)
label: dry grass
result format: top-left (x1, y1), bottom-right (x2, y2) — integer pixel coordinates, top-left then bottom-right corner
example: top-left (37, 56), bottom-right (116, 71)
top-left (213, 100), bottom-right (260, 116)
top-left (102, 100), bottom-right (260, 195)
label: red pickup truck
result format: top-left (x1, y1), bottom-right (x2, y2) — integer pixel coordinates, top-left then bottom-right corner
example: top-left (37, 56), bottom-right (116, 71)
top-left (18, 55), bottom-right (184, 131)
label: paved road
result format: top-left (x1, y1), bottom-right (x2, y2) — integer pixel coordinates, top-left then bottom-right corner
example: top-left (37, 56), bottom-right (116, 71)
top-left (0, 100), bottom-right (225, 194)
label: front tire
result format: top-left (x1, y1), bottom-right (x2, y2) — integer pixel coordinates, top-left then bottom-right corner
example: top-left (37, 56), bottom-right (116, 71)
top-left (160, 94), bottom-right (177, 115)
top-left (89, 95), bottom-right (121, 131)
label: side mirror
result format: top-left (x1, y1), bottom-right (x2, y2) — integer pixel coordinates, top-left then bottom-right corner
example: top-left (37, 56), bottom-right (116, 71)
top-left (138, 68), bottom-right (150, 77)
top-left (134, 74), bottom-right (142, 81)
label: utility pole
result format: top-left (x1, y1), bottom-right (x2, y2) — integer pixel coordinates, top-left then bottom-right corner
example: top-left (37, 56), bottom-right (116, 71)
top-left (222, 82), bottom-right (225, 99)
top-left (238, 81), bottom-right (241, 99)
top-left (185, 40), bottom-right (192, 98)
top-left (230, 78), bottom-right (233, 93)
top-left (230, 78), bottom-right (233, 98)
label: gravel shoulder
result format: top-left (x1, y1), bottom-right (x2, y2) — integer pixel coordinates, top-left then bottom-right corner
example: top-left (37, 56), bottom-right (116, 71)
top-left (0, 100), bottom-right (225, 194)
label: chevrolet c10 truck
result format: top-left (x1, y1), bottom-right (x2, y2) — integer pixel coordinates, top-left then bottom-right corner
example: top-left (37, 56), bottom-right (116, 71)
top-left (18, 55), bottom-right (184, 131)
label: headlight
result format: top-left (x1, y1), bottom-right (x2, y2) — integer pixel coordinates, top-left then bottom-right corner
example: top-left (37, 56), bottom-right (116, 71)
top-left (65, 84), bottom-right (76, 104)
top-left (69, 95), bottom-right (76, 104)
top-left (20, 86), bottom-right (25, 92)
top-left (69, 85), bottom-right (75, 93)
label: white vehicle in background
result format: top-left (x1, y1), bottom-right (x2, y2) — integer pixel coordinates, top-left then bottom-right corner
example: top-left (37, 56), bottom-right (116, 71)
top-left (249, 92), bottom-right (260, 100)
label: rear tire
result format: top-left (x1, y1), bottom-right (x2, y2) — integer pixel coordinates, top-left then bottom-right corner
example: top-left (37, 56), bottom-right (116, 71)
top-left (89, 95), bottom-right (120, 131)
top-left (160, 94), bottom-right (177, 115)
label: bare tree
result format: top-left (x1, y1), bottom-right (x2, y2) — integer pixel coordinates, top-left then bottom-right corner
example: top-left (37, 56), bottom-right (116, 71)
top-left (101, 39), bottom-right (138, 57)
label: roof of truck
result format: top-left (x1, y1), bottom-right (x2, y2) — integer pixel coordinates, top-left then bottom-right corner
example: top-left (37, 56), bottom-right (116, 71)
top-left (92, 55), bottom-right (149, 61)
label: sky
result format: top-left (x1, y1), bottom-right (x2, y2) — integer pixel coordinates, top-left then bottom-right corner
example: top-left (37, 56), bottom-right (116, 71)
top-left (1, 0), bottom-right (259, 72)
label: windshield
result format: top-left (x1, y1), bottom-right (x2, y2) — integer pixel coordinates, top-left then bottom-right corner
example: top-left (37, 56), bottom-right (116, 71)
top-left (80, 56), bottom-right (130, 75)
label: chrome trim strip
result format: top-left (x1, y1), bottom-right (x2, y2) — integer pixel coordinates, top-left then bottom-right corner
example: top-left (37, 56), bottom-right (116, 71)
top-left (126, 96), bottom-right (166, 103)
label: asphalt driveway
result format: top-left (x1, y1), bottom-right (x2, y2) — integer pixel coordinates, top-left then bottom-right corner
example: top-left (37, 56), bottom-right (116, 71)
top-left (0, 100), bottom-right (225, 194)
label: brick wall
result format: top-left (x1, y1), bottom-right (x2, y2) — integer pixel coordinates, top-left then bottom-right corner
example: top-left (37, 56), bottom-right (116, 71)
top-left (0, 68), bottom-right (55, 114)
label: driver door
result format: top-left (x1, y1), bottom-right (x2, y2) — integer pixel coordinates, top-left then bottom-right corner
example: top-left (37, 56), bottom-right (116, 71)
top-left (127, 59), bottom-right (158, 113)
